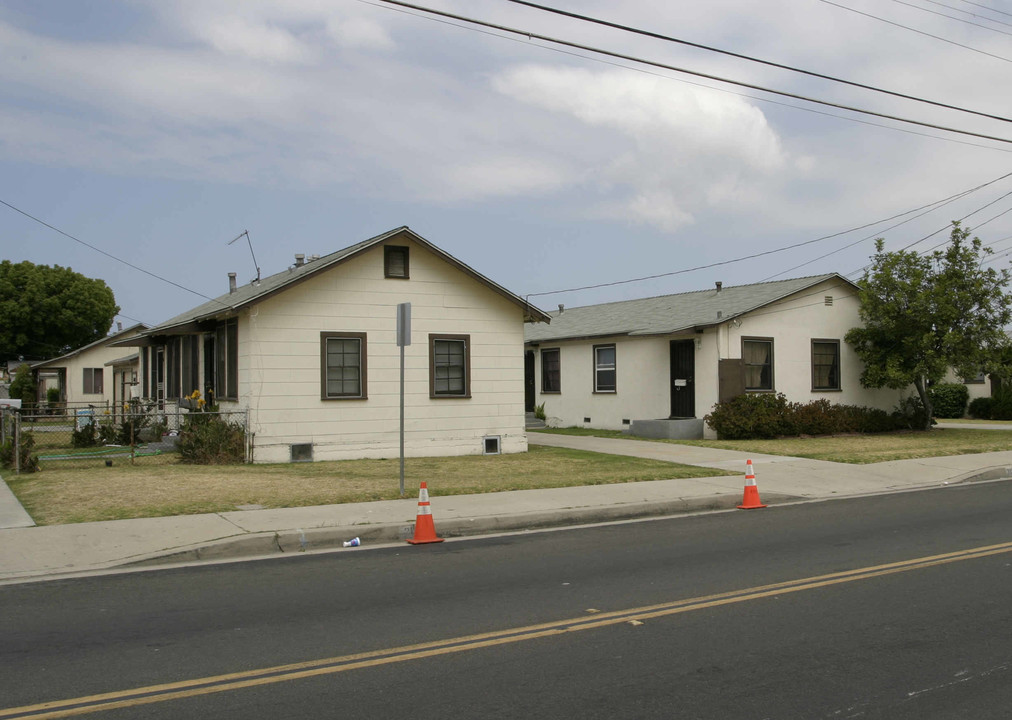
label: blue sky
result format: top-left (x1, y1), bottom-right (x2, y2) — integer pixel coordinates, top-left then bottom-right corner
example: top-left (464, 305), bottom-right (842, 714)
top-left (3, 0), bottom-right (1011, 335)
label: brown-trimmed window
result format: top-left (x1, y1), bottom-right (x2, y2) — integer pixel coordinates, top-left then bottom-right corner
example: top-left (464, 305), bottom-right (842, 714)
top-left (594, 344), bottom-right (616, 393)
top-left (542, 348), bottom-right (561, 393)
top-left (430, 334), bottom-right (470, 398)
top-left (321, 332), bottom-right (367, 399)
top-left (385, 246), bottom-right (409, 279)
top-left (83, 368), bottom-right (104, 395)
top-left (811, 339), bottom-right (841, 391)
top-left (742, 338), bottom-right (774, 391)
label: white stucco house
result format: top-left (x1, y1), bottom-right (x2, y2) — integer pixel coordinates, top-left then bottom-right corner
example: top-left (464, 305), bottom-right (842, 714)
top-left (524, 274), bottom-right (916, 439)
top-left (31, 324), bottom-right (146, 412)
top-left (113, 227), bottom-right (551, 463)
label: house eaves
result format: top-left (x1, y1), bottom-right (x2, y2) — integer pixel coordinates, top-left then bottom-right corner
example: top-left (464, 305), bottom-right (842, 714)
top-left (525, 274), bottom-right (857, 344)
top-left (31, 323), bottom-right (147, 369)
top-left (116, 226), bottom-right (550, 347)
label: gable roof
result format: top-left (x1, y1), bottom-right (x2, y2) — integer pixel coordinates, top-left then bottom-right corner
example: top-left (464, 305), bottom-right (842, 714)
top-left (31, 324), bottom-right (147, 369)
top-left (120, 227), bottom-right (550, 344)
top-left (524, 274), bottom-right (857, 343)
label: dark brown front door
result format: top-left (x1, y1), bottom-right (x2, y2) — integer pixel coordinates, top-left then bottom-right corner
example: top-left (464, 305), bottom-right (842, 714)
top-left (670, 339), bottom-right (695, 418)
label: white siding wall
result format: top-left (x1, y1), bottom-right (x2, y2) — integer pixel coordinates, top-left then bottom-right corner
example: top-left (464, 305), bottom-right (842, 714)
top-left (39, 331), bottom-right (142, 407)
top-left (240, 239), bottom-right (528, 462)
top-left (533, 279), bottom-right (906, 433)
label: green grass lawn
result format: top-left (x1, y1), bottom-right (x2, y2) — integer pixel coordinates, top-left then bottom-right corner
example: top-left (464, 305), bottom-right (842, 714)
top-left (3, 445), bottom-right (725, 526)
top-left (533, 427), bottom-right (1012, 463)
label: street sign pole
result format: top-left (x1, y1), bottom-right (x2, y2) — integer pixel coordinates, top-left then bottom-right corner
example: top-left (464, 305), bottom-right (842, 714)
top-left (396, 303), bottom-right (411, 497)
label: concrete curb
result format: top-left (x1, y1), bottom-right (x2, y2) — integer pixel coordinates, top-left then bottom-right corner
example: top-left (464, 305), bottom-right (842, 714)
top-left (124, 492), bottom-right (800, 568)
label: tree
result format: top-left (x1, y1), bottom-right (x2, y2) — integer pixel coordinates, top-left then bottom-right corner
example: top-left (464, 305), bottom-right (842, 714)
top-left (845, 223), bottom-right (1012, 429)
top-left (8, 363), bottom-right (36, 402)
top-left (0, 261), bottom-right (119, 359)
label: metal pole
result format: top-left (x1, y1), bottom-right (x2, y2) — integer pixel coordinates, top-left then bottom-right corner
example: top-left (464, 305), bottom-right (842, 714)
top-left (400, 343), bottom-right (405, 497)
top-left (14, 413), bottom-right (20, 475)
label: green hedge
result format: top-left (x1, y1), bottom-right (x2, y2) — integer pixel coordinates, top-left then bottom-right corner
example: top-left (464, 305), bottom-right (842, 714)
top-left (704, 393), bottom-right (922, 440)
top-left (927, 383), bottom-right (969, 419)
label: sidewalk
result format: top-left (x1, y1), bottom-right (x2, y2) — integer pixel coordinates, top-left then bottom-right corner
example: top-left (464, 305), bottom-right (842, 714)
top-left (2, 429), bottom-right (1011, 584)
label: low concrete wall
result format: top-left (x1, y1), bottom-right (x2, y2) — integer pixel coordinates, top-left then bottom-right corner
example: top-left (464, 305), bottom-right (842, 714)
top-left (629, 418), bottom-right (704, 440)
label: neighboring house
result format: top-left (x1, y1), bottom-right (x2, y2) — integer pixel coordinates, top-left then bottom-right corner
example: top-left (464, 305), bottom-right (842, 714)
top-left (113, 226), bottom-right (551, 463)
top-left (30, 324), bottom-right (146, 411)
top-left (524, 274), bottom-right (907, 438)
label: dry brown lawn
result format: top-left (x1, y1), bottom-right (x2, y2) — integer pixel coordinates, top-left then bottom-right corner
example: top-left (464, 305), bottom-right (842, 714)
top-left (4, 445), bottom-right (725, 525)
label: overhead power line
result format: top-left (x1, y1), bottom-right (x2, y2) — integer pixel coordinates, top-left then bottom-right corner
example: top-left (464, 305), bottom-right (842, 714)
top-left (924, 0), bottom-right (1012, 27)
top-left (960, 0), bottom-right (1012, 19)
top-left (503, 0), bottom-right (1012, 122)
top-left (373, 0), bottom-right (1012, 145)
top-left (887, 0), bottom-right (1012, 35)
top-left (818, 0), bottom-right (1012, 62)
top-left (0, 198), bottom-right (230, 309)
top-left (525, 171), bottom-right (1012, 298)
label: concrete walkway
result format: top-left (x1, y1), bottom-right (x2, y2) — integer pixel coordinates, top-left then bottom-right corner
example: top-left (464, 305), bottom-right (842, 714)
top-left (2, 429), bottom-right (1011, 584)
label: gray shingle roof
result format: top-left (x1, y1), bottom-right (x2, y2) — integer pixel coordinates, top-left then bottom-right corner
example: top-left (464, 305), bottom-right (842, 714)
top-left (127, 226), bottom-right (550, 340)
top-left (524, 274), bottom-right (855, 342)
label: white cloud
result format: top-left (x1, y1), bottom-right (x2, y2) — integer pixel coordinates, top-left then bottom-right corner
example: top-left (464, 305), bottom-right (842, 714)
top-left (492, 65), bottom-right (787, 229)
top-left (325, 16), bottom-right (395, 50)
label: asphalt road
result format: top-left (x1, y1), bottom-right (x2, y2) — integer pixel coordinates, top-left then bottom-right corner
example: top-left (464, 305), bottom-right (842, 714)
top-left (1, 480), bottom-right (1010, 719)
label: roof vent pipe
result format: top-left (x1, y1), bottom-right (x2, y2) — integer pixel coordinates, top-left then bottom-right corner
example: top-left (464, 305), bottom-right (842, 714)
top-left (295, 254), bottom-right (305, 267)
top-left (228, 272), bottom-right (237, 294)
top-left (116, 322), bottom-right (122, 332)
top-left (558, 304), bottom-right (565, 314)
top-left (715, 281), bottom-right (722, 292)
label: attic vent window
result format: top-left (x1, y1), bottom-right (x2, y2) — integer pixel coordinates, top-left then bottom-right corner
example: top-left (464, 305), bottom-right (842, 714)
top-left (825, 295), bottom-right (834, 306)
top-left (385, 246), bottom-right (409, 279)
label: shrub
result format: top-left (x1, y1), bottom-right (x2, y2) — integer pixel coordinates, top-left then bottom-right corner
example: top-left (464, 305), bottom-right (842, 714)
top-left (8, 364), bottom-right (36, 402)
top-left (0, 431), bottom-right (40, 472)
top-left (97, 422), bottom-right (118, 445)
top-left (177, 414), bottom-right (246, 464)
top-left (46, 387), bottom-right (60, 404)
top-left (705, 393), bottom-right (796, 440)
top-left (71, 421), bottom-right (98, 448)
top-left (928, 383), bottom-right (969, 418)
top-left (968, 396), bottom-right (993, 420)
top-left (705, 394), bottom-right (909, 439)
top-left (892, 394), bottom-right (931, 430)
top-left (990, 386), bottom-right (1012, 420)
top-left (533, 402), bottom-right (546, 421)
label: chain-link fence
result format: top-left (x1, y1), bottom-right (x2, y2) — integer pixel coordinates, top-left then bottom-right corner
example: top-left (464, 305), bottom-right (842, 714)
top-left (1, 402), bottom-right (250, 472)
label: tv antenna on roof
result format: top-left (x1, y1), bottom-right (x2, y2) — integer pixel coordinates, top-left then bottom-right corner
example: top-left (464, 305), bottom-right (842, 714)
top-left (228, 229), bottom-right (260, 283)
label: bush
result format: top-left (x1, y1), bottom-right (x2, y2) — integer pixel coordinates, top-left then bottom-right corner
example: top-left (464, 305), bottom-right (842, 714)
top-left (97, 422), bottom-right (118, 445)
top-left (705, 394), bottom-right (910, 439)
top-left (990, 386), bottom-right (1012, 420)
top-left (968, 396), bottom-right (993, 420)
top-left (928, 383), bottom-right (969, 418)
top-left (8, 364), bottom-right (36, 402)
top-left (177, 414), bottom-right (246, 464)
top-left (71, 421), bottom-right (98, 448)
top-left (0, 431), bottom-right (40, 473)
top-left (46, 387), bottom-right (60, 404)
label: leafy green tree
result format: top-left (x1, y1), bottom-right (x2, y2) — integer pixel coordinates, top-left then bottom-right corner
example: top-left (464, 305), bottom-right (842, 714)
top-left (845, 223), bottom-right (1012, 429)
top-left (0, 261), bottom-right (119, 359)
top-left (8, 363), bottom-right (36, 402)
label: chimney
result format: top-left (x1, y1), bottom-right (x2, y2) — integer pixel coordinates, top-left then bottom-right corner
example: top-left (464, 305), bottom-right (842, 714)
top-left (558, 304), bottom-right (565, 314)
top-left (295, 254), bottom-right (305, 267)
top-left (228, 272), bottom-right (237, 294)
top-left (715, 281), bottom-right (722, 293)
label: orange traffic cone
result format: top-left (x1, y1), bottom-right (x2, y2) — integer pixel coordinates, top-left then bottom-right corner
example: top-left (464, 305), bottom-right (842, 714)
top-left (406, 482), bottom-right (444, 544)
top-left (737, 459), bottom-right (767, 509)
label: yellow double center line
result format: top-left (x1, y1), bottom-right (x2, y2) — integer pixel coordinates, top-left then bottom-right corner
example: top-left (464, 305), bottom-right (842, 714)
top-left (5, 540), bottom-right (1012, 719)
